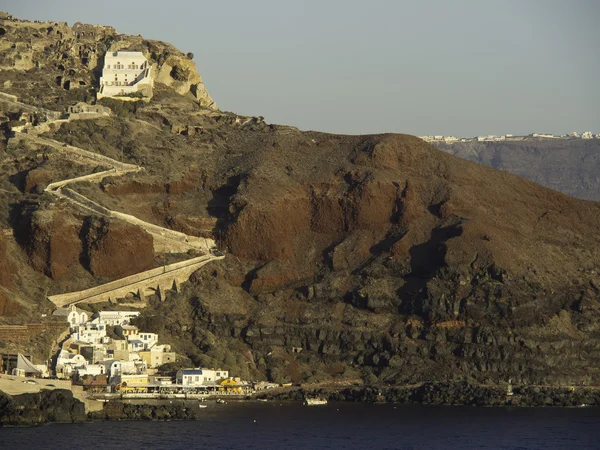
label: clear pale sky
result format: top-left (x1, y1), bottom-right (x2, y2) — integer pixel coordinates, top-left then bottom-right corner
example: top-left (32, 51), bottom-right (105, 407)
top-left (5, 0), bottom-right (599, 136)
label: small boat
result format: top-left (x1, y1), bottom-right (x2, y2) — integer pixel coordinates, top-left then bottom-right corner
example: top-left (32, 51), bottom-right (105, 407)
top-left (304, 397), bottom-right (327, 406)
top-left (216, 399), bottom-right (227, 404)
top-left (198, 404), bottom-right (208, 409)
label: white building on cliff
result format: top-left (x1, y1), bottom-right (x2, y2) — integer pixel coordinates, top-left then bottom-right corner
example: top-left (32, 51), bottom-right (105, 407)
top-left (98, 51), bottom-right (152, 99)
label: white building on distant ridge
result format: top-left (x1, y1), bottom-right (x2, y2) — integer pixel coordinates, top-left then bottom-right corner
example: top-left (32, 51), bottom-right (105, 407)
top-left (98, 51), bottom-right (152, 99)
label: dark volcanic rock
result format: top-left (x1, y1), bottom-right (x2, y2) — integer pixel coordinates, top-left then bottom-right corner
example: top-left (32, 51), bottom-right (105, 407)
top-left (0, 389), bottom-right (86, 426)
top-left (90, 401), bottom-right (205, 421)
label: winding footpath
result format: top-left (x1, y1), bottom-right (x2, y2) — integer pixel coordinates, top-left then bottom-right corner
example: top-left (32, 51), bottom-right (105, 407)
top-left (3, 93), bottom-right (224, 308)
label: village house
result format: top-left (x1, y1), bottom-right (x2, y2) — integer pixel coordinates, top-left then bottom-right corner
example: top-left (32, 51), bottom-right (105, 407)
top-left (176, 368), bottom-right (229, 386)
top-left (138, 332), bottom-right (158, 350)
top-left (71, 322), bottom-right (108, 345)
top-left (55, 350), bottom-right (87, 379)
top-left (98, 51), bottom-right (152, 99)
top-left (101, 354), bottom-right (147, 379)
top-left (66, 102), bottom-right (111, 117)
top-left (106, 338), bottom-right (129, 360)
top-left (116, 324), bottom-right (139, 339)
top-left (73, 364), bottom-right (106, 378)
top-left (139, 345), bottom-right (176, 369)
top-left (112, 373), bottom-right (149, 389)
top-left (148, 375), bottom-right (173, 386)
top-left (92, 310), bottom-right (140, 326)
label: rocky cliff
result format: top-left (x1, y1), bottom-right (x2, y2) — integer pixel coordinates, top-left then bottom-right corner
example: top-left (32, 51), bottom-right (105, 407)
top-left (433, 139), bottom-right (600, 202)
top-left (0, 13), bottom-right (599, 390)
top-left (0, 389), bottom-right (86, 426)
top-left (0, 14), bottom-right (217, 109)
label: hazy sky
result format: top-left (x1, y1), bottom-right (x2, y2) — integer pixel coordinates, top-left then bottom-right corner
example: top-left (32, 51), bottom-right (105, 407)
top-left (5, 0), bottom-right (600, 136)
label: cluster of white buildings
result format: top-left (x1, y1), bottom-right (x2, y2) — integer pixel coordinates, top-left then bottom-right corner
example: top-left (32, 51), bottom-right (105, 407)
top-left (53, 306), bottom-right (175, 383)
top-left (421, 132), bottom-right (600, 143)
top-left (51, 306), bottom-right (247, 394)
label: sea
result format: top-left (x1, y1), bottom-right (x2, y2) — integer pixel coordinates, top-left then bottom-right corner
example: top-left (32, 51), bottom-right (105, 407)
top-left (1, 402), bottom-right (599, 449)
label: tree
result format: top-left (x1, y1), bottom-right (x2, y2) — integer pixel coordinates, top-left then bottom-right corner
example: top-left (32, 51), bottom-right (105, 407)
top-left (186, 52), bottom-right (194, 60)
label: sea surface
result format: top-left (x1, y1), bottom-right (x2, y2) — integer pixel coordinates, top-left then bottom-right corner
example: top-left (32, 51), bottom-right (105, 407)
top-left (1, 402), bottom-right (599, 449)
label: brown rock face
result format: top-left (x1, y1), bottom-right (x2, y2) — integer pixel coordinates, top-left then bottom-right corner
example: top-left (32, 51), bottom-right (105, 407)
top-left (15, 209), bottom-right (154, 283)
top-left (0, 234), bottom-right (22, 317)
top-left (218, 133), bottom-right (600, 318)
top-left (24, 168), bottom-right (53, 193)
top-left (24, 209), bottom-right (82, 280)
top-left (83, 217), bottom-right (154, 279)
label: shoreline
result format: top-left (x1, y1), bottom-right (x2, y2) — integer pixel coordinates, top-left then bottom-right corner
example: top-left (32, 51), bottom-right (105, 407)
top-left (2, 382), bottom-right (600, 427)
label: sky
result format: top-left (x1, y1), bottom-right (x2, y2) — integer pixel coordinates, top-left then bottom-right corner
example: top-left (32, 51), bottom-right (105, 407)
top-left (4, 0), bottom-right (599, 136)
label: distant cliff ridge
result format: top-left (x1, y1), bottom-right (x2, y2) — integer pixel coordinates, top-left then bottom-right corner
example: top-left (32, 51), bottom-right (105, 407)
top-left (431, 138), bottom-right (600, 201)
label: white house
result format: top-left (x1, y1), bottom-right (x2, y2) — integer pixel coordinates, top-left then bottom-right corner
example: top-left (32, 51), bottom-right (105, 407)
top-left (92, 310), bottom-right (140, 326)
top-left (137, 332), bottom-right (158, 350)
top-left (101, 355), bottom-right (147, 380)
top-left (55, 350), bottom-right (88, 379)
top-left (98, 51), bottom-right (152, 99)
top-left (176, 368), bottom-right (229, 386)
top-left (71, 322), bottom-right (108, 345)
top-left (74, 364), bottom-right (106, 377)
top-left (127, 339), bottom-right (145, 353)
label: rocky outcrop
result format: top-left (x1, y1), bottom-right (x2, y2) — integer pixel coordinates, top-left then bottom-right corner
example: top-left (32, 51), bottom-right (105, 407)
top-left (90, 400), bottom-right (211, 421)
top-left (0, 14), bottom-right (217, 109)
top-left (0, 389), bottom-right (86, 426)
top-left (21, 208), bottom-right (82, 280)
top-left (82, 217), bottom-right (154, 279)
top-left (14, 207), bottom-right (154, 282)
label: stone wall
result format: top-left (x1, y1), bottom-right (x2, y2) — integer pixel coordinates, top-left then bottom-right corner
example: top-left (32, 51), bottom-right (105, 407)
top-left (0, 321), bottom-right (67, 343)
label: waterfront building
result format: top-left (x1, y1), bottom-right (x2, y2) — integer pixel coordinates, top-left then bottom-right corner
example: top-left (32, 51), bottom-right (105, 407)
top-left (176, 368), bottom-right (229, 386)
top-left (139, 345), bottom-right (176, 369)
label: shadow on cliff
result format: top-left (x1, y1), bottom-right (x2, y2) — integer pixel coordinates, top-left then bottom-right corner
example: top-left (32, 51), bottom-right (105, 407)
top-left (207, 174), bottom-right (242, 242)
top-left (398, 223), bottom-right (463, 317)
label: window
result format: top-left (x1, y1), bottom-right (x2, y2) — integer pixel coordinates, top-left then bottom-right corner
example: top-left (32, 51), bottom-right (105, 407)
top-left (106, 64), bottom-right (110, 69)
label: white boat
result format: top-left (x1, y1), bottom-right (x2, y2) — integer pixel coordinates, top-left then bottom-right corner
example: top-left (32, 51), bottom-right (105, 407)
top-left (304, 397), bottom-right (327, 406)
top-left (198, 404), bottom-right (208, 409)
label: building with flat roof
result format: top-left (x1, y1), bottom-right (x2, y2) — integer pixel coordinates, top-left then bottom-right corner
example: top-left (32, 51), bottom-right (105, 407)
top-left (98, 51), bottom-right (152, 100)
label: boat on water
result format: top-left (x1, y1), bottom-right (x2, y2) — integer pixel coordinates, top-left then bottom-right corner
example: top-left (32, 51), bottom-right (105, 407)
top-left (304, 397), bottom-right (328, 406)
top-left (198, 404), bottom-right (208, 409)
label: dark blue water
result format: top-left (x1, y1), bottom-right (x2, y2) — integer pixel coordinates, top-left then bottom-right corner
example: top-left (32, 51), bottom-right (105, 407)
top-left (1, 402), bottom-right (599, 449)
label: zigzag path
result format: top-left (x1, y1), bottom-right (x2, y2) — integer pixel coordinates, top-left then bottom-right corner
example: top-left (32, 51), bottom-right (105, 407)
top-left (3, 93), bottom-right (224, 308)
